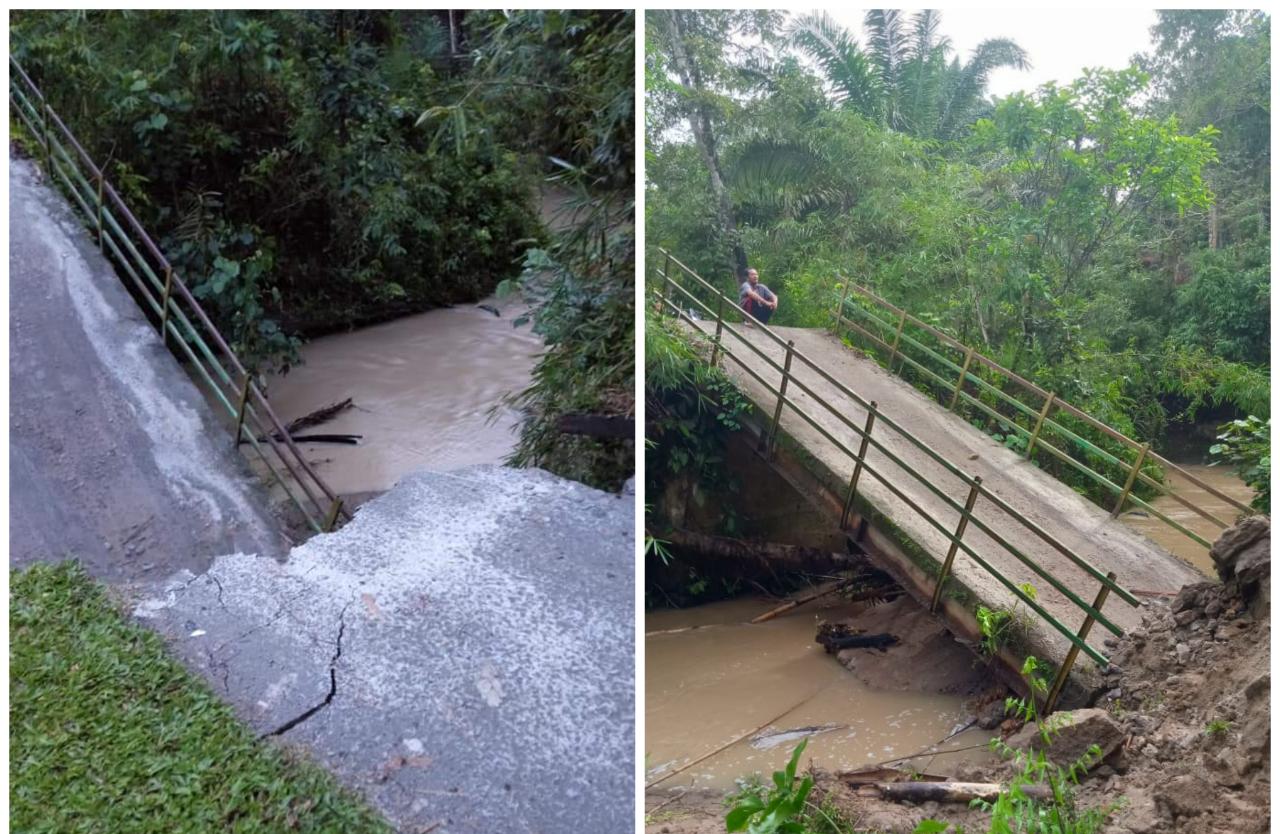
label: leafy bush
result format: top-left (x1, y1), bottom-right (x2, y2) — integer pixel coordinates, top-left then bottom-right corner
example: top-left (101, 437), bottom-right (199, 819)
top-left (487, 11), bottom-right (635, 490)
top-left (725, 739), bottom-right (815, 834)
top-left (1210, 416), bottom-right (1270, 512)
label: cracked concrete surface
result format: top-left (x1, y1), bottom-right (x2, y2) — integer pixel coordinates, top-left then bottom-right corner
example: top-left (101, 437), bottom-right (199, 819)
top-left (9, 152), bottom-right (285, 581)
top-left (137, 465), bottom-right (634, 833)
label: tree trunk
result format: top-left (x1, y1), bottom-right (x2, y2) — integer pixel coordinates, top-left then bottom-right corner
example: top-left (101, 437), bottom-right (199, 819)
top-left (662, 11), bottom-right (747, 282)
top-left (661, 528), bottom-right (864, 575)
top-left (843, 780), bottom-right (1052, 803)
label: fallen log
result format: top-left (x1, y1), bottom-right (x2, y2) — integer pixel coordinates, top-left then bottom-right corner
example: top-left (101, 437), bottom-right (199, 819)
top-left (556, 413), bottom-right (634, 439)
top-left (848, 780), bottom-right (1052, 803)
top-left (751, 582), bottom-right (848, 624)
top-left (287, 434), bottom-right (362, 445)
top-left (280, 398), bottom-right (354, 435)
top-left (822, 632), bottom-right (899, 652)
top-left (663, 529), bottom-right (865, 576)
top-left (750, 584), bottom-right (900, 625)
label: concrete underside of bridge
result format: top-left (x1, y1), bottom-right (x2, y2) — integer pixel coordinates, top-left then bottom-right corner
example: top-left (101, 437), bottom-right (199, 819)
top-left (11, 152), bottom-right (635, 832)
top-left (697, 322), bottom-right (1205, 705)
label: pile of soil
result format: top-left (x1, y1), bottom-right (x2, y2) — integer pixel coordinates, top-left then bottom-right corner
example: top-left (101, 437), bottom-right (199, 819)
top-left (646, 517), bottom-right (1270, 834)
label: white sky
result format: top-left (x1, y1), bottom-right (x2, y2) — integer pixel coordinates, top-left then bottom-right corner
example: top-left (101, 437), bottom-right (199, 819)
top-left (825, 8), bottom-right (1159, 97)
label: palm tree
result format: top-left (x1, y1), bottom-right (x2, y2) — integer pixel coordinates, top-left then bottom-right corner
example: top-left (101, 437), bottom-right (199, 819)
top-left (790, 9), bottom-right (1030, 140)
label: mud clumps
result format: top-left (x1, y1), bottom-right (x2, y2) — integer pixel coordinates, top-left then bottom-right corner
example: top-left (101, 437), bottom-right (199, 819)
top-left (1087, 516), bottom-right (1270, 834)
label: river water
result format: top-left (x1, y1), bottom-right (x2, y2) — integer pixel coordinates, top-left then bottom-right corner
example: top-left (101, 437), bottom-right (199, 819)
top-left (256, 186), bottom-right (577, 496)
top-left (264, 293), bottom-right (541, 495)
top-left (1119, 464), bottom-right (1254, 577)
top-left (646, 597), bottom-right (993, 792)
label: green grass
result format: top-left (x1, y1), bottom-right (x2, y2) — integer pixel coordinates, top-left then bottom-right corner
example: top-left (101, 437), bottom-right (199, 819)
top-left (10, 562), bottom-right (392, 833)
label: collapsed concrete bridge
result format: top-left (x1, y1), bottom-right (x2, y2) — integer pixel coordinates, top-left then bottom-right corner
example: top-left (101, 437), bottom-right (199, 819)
top-left (656, 249), bottom-right (1210, 708)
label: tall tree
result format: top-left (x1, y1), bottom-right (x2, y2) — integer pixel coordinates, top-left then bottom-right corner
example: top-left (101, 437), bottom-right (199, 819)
top-left (790, 10), bottom-right (1029, 140)
top-left (648, 10), bottom-right (782, 281)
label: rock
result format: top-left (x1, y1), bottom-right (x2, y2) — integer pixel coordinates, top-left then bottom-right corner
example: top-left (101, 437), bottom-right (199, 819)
top-left (1239, 710), bottom-right (1269, 773)
top-left (1141, 743), bottom-right (1158, 758)
top-left (1115, 786), bottom-right (1165, 834)
top-left (1006, 708), bottom-right (1125, 769)
top-left (1175, 642), bottom-right (1190, 664)
top-left (976, 697), bottom-right (1007, 729)
top-left (1174, 608), bottom-right (1198, 627)
top-left (1172, 584), bottom-right (1205, 613)
top-left (1243, 672), bottom-right (1268, 703)
top-left (1210, 516), bottom-right (1269, 582)
top-left (1156, 773), bottom-right (1216, 817)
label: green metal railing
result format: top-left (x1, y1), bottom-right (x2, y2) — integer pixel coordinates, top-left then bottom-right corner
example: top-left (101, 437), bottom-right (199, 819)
top-left (655, 248), bottom-right (1141, 710)
top-left (10, 57), bottom-right (348, 534)
top-left (830, 279), bottom-right (1254, 554)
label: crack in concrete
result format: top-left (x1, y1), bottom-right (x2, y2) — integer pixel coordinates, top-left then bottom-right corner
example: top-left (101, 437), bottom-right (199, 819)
top-left (259, 602), bottom-right (351, 739)
top-left (206, 571), bottom-right (226, 608)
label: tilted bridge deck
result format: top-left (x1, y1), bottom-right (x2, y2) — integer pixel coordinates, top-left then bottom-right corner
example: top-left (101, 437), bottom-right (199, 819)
top-left (656, 250), bottom-right (1204, 706)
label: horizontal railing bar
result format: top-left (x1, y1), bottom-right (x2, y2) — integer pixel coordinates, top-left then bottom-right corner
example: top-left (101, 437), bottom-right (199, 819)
top-left (1148, 450), bottom-right (1255, 515)
top-left (837, 316), bottom-right (896, 355)
top-left (844, 281), bottom-right (1149, 453)
top-left (1133, 469), bottom-right (1231, 529)
top-left (1118, 490), bottom-right (1213, 549)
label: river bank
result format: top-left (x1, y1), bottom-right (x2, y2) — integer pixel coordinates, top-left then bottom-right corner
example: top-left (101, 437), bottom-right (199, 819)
top-left (646, 517), bottom-right (1270, 834)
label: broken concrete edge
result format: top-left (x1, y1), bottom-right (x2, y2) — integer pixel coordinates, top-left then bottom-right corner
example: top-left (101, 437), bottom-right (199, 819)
top-left (740, 405), bottom-right (1103, 708)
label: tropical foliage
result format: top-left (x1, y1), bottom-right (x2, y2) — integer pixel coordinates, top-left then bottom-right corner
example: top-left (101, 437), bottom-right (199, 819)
top-left (646, 10), bottom-right (1270, 508)
top-left (13, 10), bottom-right (634, 488)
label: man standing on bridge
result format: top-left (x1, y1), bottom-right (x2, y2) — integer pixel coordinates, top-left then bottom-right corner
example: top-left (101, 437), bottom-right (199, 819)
top-left (739, 267), bottom-right (778, 325)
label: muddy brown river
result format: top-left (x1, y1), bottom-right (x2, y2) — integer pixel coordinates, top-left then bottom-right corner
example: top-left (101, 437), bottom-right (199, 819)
top-left (1120, 464), bottom-right (1254, 577)
top-left (646, 597), bottom-right (993, 792)
top-left (264, 293), bottom-right (541, 495)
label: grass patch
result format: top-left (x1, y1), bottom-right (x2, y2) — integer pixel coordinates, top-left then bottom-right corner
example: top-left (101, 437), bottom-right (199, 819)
top-left (11, 562), bottom-right (391, 833)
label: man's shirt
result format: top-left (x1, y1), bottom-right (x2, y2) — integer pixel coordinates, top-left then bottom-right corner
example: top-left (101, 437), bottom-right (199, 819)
top-left (739, 282), bottom-right (775, 304)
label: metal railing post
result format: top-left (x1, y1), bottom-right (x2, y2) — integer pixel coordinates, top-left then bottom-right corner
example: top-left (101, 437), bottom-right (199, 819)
top-left (323, 497), bottom-right (344, 532)
top-left (833, 278), bottom-right (852, 331)
top-left (930, 476), bottom-right (982, 613)
top-left (949, 346), bottom-right (976, 411)
top-left (96, 172), bottom-right (106, 253)
top-left (766, 340), bottom-right (795, 457)
top-left (159, 266), bottom-right (174, 345)
top-left (1025, 392), bottom-right (1056, 460)
top-left (888, 310), bottom-right (907, 373)
top-left (1111, 443), bottom-right (1151, 518)
top-left (42, 100), bottom-right (52, 173)
top-left (1044, 572), bottom-right (1115, 713)
top-left (840, 402), bottom-right (878, 528)
top-left (232, 374), bottom-right (253, 446)
top-left (710, 291), bottom-right (726, 367)
top-left (660, 253), bottom-right (674, 318)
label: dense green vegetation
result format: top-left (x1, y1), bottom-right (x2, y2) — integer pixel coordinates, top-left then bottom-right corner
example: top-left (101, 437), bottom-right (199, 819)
top-left (495, 11), bottom-right (635, 489)
top-left (11, 562), bottom-right (390, 833)
top-left (13, 10), bottom-right (634, 488)
top-left (646, 10), bottom-right (1269, 501)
